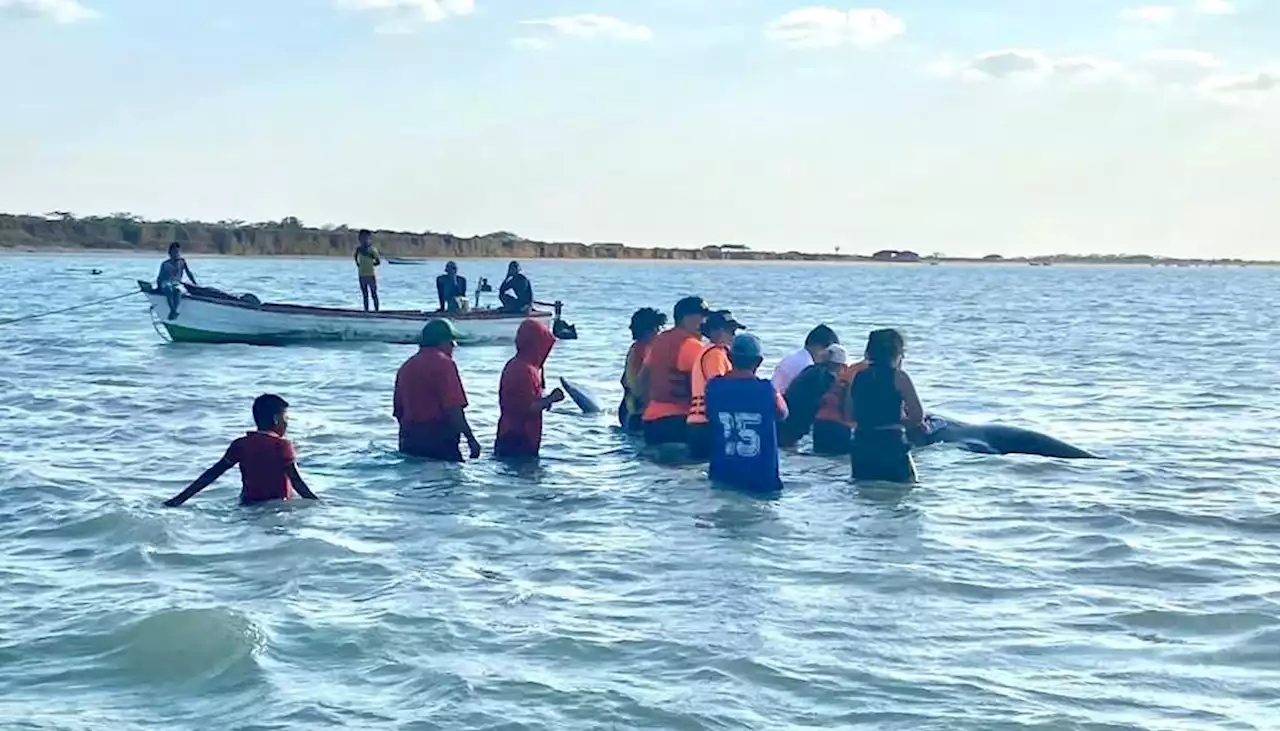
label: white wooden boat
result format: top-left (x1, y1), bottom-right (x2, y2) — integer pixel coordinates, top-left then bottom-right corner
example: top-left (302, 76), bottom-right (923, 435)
top-left (137, 281), bottom-right (575, 345)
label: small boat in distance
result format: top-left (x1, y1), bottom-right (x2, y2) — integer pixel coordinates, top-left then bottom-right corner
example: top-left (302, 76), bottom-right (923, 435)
top-left (137, 281), bottom-right (576, 346)
top-left (385, 257), bottom-right (429, 265)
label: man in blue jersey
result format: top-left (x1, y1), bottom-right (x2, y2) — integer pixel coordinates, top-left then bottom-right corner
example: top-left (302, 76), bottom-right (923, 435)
top-left (705, 333), bottom-right (789, 493)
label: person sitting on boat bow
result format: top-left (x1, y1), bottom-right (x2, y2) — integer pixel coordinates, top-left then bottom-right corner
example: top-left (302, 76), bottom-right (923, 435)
top-left (498, 261), bottom-right (533, 314)
top-left (157, 242), bottom-right (197, 320)
top-left (437, 261), bottom-right (468, 312)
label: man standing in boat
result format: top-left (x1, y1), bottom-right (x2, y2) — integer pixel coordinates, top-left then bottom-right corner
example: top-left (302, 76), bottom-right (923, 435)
top-left (498, 261), bottom-right (533, 314)
top-left (436, 261), bottom-right (468, 312)
top-left (157, 242), bottom-right (197, 320)
top-left (354, 229), bottom-right (381, 312)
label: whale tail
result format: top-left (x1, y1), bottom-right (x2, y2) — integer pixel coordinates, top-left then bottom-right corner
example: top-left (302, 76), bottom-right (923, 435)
top-left (559, 378), bottom-right (602, 415)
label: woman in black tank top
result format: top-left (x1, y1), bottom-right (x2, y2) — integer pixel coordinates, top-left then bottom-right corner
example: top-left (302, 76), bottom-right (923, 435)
top-left (848, 329), bottom-right (924, 483)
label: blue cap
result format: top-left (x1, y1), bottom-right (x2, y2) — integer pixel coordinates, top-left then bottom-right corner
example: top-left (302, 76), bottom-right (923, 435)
top-left (729, 333), bottom-right (763, 361)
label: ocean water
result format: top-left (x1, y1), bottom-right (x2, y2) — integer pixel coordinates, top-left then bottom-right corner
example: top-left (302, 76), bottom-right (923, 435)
top-left (1, 253), bottom-right (1277, 731)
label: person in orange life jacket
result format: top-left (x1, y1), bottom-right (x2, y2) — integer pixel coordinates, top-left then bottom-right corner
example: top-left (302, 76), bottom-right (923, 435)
top-left (394, 319), bottom-right (482, 462)
top-left (812, 345), bottom-right (867, 455)
top-left (686, 309), bottom-right (746, 460)
top-left (619, 307), bottom-right (667, 432)
top-left (495, 319), bottom-right (565, 458)
top-left (779, 344), bottom-right (864, 452)
top-left (163, 394), bottom-right (318, 507)
top-left (849, 328), bottom-right (924, 483)
top-left (636, 296), bottom-right (709, 445)
top-left (706, 333), bottom-right (789, 493)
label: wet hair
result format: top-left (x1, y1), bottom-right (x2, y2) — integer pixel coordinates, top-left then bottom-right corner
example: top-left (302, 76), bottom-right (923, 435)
top-left (252, 393), bottom-right (289, 431)
top-left (168, 242), bottom-right (181, 254)
top-left (864, 328), bottom-right (905, 367)
top-left (804, 325), bottom-right (839, 349)
top-left (629, 307), bottom-right (667, 340)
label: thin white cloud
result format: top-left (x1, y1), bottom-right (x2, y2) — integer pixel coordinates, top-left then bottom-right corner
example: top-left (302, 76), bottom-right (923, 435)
top-left (333, 0), bottom-right (474, 33)
top-left (1193, 0), bottom-right (1237, 15)
top-left (767, 7), bottom-right (905, 49)
top-left (1053, 56), bottom-right (1127, 81)
top-left (0, 0), bottom-right (98, 23)
top-left (1120, 5), bottom-right (1177, 23)
top-left (1137, 48), bottom-right (1222, 84)
top-left (1204, 68), bottom-right (1280, 93)
top-left (520, 14), bottom-right (653, 42)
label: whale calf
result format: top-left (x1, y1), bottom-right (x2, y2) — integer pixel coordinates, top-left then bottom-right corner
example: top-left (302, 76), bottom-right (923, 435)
top-left (914, 415), bottom-right (1098, 459)
top-left (559, 378), bottom-right (602, 415)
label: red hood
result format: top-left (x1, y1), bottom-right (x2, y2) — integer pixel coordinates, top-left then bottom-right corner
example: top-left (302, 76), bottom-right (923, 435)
top-left (515, 318), bottom-right (555, 367)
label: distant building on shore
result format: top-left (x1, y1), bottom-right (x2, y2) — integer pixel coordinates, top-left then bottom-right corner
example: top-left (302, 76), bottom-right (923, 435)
top-left (872, 249), bottom-right (921, 262)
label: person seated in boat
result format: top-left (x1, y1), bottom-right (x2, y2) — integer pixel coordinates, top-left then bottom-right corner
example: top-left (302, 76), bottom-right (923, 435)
top-left (163, 394), bottom-right (318, 507)
top-left (619, 307), bottom-right (667, 432)
top-left (394, 319), bottom-right (482, 463)
top-left (498, 261), bottom-right (533, 314)
top-left (686, 310), bottom-right (746, 460)
top-left (436, 261), bottom-right (468, 312)
top-left (156, 242), bottom-right (197, 320)
top-left (780, 344), bottom-right (866, 453)
top-left (771, 324), bottom-right (839, 394)
top-left (706, 333), bottom-right (789, 493)
top-left (637, 296), bottom-right (709, 446)
top-left (354, 229), bottom-right (381, 312)
top-left (849, 328), bottom-right (924, 484)
top-left (495, 319), bottom-right (566, 459)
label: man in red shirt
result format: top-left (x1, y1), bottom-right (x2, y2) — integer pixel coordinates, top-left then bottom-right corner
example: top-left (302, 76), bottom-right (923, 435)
top-left (163, 394), bottom-right (318, 507)
top-left (394, 319), bottom-right (481, 462)
top-left (495, 318), bottom-right (565, 458)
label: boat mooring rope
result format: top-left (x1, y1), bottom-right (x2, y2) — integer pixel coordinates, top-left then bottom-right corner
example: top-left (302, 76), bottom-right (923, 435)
top-left (0, 290), bottom-right (141, 327)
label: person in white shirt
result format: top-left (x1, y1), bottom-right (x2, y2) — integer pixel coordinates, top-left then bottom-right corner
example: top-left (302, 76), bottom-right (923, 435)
top-left (771, 324), bottom-right (840, 393)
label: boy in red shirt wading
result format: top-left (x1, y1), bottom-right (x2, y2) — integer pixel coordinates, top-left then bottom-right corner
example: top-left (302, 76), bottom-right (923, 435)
top-left (495, 318), bottom-right (565, 458)
top-left (164, 394), bottom-right (318, 507)
top-left (394, 319), bottom-right (482, 462)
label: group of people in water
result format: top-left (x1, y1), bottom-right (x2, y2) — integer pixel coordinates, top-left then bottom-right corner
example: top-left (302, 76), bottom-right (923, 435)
top-left (619, 297), bottom-right (925, 491)
top-left (352, 231), bottom-right (535, 315)
top-left (163, 291), bottom-right (925, 506)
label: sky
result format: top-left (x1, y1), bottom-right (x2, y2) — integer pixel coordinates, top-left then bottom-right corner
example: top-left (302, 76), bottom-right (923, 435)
top-left (1, 0), bottom-right (1277, 259)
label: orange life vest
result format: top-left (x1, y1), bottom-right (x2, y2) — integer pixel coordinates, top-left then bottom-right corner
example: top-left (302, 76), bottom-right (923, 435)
top-left (815, 361), bottom-right (867, 427)
top-left (688, 344), bottom-right (731, 425)
top-left (642, 329), bottom-right (701, 421)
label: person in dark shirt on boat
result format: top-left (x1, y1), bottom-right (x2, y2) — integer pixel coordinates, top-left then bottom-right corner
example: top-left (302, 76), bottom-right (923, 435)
top-left (436, 261), bottom-right (468, 312)
top-left (498, 261), bottom-right (533, 313)
top-left (163, 394), bottom-right (318, 507)
top-left (156, 242), bottom-right (197, 320)
top-left (354, 229), bottom-right (381, 312)
top-left (394, 319), bottom-right (482, 462)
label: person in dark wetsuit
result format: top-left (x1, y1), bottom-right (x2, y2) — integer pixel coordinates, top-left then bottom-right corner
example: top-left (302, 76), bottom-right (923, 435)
top-left (157, 242), bottom-right (197, 320)
top-left (436, 261), bottom-right (468, 312)
top-left (848, 329), bottom-right (925, 483)
top-left (498, 261), bottom-right (533, 313)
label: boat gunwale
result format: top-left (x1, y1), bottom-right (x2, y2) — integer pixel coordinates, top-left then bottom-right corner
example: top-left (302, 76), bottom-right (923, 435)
top-left (136, 281), bottom-right (553, 322)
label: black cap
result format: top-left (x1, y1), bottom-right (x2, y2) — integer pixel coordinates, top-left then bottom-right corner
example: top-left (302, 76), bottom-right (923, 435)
top-left (674, 296), bottom-right (710, 321)
top-left (702, 309), bottom-right (745, 336)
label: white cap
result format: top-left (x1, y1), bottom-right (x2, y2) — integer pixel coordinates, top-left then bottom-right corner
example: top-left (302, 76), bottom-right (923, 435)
top-left (825, 344), bottom-right (848, 365)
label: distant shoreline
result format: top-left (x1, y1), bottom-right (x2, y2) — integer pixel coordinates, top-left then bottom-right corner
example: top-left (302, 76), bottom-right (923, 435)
top-left (4, 246), bottom-right (1274, 269)
top-left (2, 212), bottom-right (1274, 268)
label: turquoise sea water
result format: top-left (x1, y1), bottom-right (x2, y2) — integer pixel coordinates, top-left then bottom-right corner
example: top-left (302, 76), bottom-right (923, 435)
top-left (1, 254), bottom-right (1278, 730)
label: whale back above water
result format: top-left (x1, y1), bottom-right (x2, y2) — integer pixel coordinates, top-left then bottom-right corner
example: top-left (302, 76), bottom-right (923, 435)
top-left (923, 416), bottom-right (1099, 460)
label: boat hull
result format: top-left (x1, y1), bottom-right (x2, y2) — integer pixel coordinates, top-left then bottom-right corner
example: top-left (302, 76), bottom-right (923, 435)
top-left (140, 284), bottom-right (550, 345)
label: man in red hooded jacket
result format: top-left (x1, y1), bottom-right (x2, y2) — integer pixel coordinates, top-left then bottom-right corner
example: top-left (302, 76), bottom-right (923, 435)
top-left (496, 318), bottom-right (566, 458)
